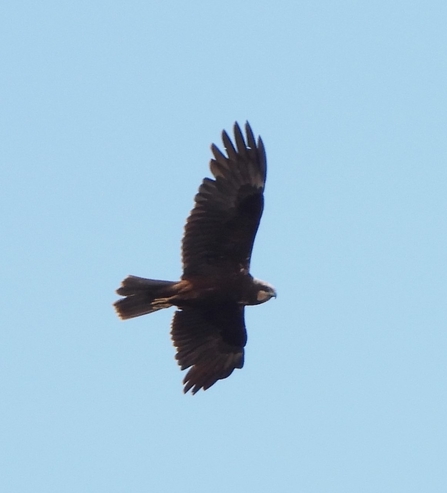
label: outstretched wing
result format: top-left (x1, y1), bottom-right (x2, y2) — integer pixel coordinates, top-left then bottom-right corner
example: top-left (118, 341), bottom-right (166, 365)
top-left (171, 305), bottom-right (247, 394)
top-left (182, 122), bottom-right (267, 277)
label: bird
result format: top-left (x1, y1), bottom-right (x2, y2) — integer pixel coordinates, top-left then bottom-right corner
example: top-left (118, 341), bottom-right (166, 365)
top-left (114, 122), bottom-right (276, 394)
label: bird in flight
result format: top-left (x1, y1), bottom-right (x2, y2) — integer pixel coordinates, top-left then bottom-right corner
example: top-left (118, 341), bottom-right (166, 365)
top-left (114, 122), bottom-right (276, 394)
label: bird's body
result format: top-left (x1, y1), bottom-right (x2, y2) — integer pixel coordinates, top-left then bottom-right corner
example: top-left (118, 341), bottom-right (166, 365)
top-left (114, 122), bottom-right (275, 394)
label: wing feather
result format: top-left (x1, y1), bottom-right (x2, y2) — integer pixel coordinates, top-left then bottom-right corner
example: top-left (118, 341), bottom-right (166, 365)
top-left (171, 305), bottom-right (246, 394)
top-left (182, 122), bottom-right (267, 277)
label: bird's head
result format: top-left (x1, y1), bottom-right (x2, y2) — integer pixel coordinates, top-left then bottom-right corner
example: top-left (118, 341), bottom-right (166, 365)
top-left (253, 279), bottom-right (277, 304)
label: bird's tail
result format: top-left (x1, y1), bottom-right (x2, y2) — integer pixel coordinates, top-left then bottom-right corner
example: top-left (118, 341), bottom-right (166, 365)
top-left (114, 275), bottom-right (178, 320)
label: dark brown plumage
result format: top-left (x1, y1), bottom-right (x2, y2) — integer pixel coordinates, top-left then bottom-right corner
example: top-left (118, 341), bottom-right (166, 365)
top-left (114, 122), bottom-right (276, 394)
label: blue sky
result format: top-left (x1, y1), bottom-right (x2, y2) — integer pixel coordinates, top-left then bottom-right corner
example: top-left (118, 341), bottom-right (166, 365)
top-left (1, 1), bottom-right (446, 491)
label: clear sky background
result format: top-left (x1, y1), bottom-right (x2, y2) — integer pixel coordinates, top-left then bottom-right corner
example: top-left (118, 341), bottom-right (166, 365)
top-left (1, 1), bottom-right (446, 492)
